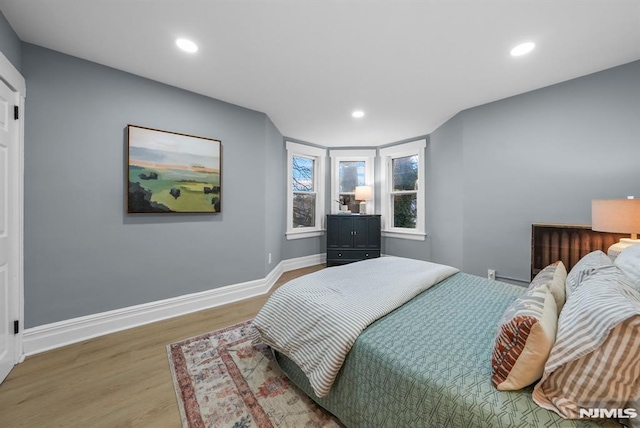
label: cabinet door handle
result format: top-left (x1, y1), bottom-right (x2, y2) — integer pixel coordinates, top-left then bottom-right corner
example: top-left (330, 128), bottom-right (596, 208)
top-left (365, 253), bottom-right (369, 257)
top-left (338, 253), bottom-right (342, 257)
top-left (353, 231), bottom-right (357, 235)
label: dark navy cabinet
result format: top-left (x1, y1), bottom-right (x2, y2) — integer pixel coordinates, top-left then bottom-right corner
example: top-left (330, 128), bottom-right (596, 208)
top-left (326, 215), bottom-right (381, 267)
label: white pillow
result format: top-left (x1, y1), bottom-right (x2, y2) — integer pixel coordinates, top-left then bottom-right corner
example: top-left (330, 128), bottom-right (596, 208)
top-left (615, 245), bottom-right (640, 289)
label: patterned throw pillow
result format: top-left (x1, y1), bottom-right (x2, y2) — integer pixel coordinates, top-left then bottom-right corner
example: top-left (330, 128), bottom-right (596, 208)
top-left (533, 269), bottom-right (640, 421)
top-left (565, 250), bottom-right (613, 299)
top-left (492, 285), bottom-right (558, 391)
top-left (528, 261), bottom-right (567, 314)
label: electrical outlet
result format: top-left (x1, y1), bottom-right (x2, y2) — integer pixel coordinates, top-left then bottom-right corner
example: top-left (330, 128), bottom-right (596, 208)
top-left (488, 269), bottom-right (496, 280)
top-left (268, 253), bottom-right (272, 264)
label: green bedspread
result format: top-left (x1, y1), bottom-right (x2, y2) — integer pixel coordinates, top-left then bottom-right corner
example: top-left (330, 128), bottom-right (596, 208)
top-left (275, 272), bottom-right (613, 428)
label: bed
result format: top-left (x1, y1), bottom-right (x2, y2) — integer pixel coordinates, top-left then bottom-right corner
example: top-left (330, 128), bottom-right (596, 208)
top-left (253, 252), bottom-right (640, 427)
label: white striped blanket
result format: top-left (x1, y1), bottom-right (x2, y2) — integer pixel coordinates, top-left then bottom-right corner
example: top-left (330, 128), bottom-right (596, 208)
top-left (252, 256), bottom-right (459, 397)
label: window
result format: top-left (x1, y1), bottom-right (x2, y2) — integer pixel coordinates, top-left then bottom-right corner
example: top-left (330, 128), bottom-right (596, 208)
top-left (292, 156), bottom-right (316, 228)
top-left (286, 141), bottom-right (326, 239)
top-left (379, 139), bottom-right (426, 240)
top-left (329, 149), bottom-right (375, 214)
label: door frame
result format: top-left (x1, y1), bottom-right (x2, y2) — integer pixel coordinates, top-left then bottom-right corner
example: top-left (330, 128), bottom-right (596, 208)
top-left (0, 51), bottom-right (25, 364)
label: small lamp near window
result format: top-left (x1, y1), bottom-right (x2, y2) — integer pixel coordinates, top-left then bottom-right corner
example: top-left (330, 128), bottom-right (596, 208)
top-left (592, 197), bottom-right (640, 259)
top-left (355, 185), bottom-right (373, 215)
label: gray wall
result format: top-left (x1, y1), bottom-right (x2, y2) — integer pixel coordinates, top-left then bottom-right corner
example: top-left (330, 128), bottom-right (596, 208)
top-left (425, 60), bottom-right (640, 283)
top-left (7, 24), bottom-right (640, 327)
top-left (427, 116), bottom-right (464, 268)
top-left (264, 117), bottom-right (285, 272)
top-left (22, 43), bottom-right (284, 327)
top-left (0, 10), bottom-right (21, 71)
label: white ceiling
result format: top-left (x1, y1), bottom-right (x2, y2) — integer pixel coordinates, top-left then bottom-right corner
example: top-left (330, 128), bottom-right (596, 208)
top-left (1, 0), bottom-right (639, 147)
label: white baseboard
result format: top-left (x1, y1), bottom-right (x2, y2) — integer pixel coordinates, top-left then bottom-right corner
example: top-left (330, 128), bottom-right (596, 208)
top-left (22, 253), bottom-right (326, 357)
top-left (280, 253), bottom-right (326, 271)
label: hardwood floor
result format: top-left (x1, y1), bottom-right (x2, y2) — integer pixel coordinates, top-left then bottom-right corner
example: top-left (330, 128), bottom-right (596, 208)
top-left (0, 265), bottom-right (324, 428)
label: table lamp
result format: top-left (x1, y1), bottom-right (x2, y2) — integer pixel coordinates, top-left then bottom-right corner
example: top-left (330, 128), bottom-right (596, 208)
top-left (355, 186), bottom-right (372, 215)
top-left (592, 198), bottom-right (640, 258)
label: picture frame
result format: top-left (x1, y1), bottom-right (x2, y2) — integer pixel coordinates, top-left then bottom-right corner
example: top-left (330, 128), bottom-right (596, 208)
top-left (127, 125), bottom-right (222, 213)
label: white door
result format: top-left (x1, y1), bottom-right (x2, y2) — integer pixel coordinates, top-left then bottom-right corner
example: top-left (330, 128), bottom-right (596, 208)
top-left (0, 78), bottom-right (18, 383)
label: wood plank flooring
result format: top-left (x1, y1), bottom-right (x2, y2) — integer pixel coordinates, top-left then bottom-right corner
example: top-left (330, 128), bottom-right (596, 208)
top-left (0, 265), bottom-right (324, 428)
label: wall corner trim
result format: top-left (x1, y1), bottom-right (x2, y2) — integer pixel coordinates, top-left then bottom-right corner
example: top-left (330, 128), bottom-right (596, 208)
top-left (0, 51), bottom-right (26, 94)
top-left (22, 253), bottom-right (327, 357)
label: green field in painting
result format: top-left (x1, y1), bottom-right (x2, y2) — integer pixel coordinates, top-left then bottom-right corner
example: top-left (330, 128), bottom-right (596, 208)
top-left (130, 165), bottom-right (220, 212)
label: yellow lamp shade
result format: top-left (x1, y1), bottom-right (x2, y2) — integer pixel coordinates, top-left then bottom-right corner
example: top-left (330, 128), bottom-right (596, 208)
top-left (355, 185), bottom-right (372, 201)
top-left (592, 198), bottom-right (640, 259)
top-left (592, 199), bottom-right (640, 235)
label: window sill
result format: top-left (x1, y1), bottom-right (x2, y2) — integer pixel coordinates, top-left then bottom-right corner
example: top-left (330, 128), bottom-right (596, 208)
top-left (382, 230), bottom-right (426, 241)
top-left (286, 229), bottom-right (325, 240)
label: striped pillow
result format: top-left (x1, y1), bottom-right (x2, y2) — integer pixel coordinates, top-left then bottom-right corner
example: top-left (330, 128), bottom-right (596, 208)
top-left (565, 250), bottom-right (613, 299)
top-left (492, 285), bottom-right (558, 390)
top-left (532, 268), bottom-right (640, 420)
top-left (528, 261), bottom-right (567, 314)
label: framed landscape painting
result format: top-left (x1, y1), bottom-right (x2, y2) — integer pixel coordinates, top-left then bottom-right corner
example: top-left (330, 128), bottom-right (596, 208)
top-left (127, 125), bottom-right (222, 213)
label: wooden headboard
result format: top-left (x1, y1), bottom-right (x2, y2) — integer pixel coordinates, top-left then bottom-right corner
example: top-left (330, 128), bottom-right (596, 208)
top-left (530, 223), bottom-right (625, 279)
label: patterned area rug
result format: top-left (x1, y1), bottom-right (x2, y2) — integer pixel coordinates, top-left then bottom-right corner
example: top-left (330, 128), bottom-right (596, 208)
top-left (167, 320), bottom-right (341, 428)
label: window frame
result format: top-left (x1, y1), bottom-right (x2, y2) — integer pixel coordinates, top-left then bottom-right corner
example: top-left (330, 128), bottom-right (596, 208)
top-left (379, 139), bottom-right (427, 241)
top-left (286, 141), bottom-right (327, 240)
top-left (329, 149), bottom-right (376, 214)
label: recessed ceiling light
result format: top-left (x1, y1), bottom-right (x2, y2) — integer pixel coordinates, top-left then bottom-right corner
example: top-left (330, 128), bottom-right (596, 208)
top-left (510, 42), bottom-right (535, 57)
top-left (352, 110), bottom-right (365, 118)
top-left (176, 38), bottom-right (198, 53)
